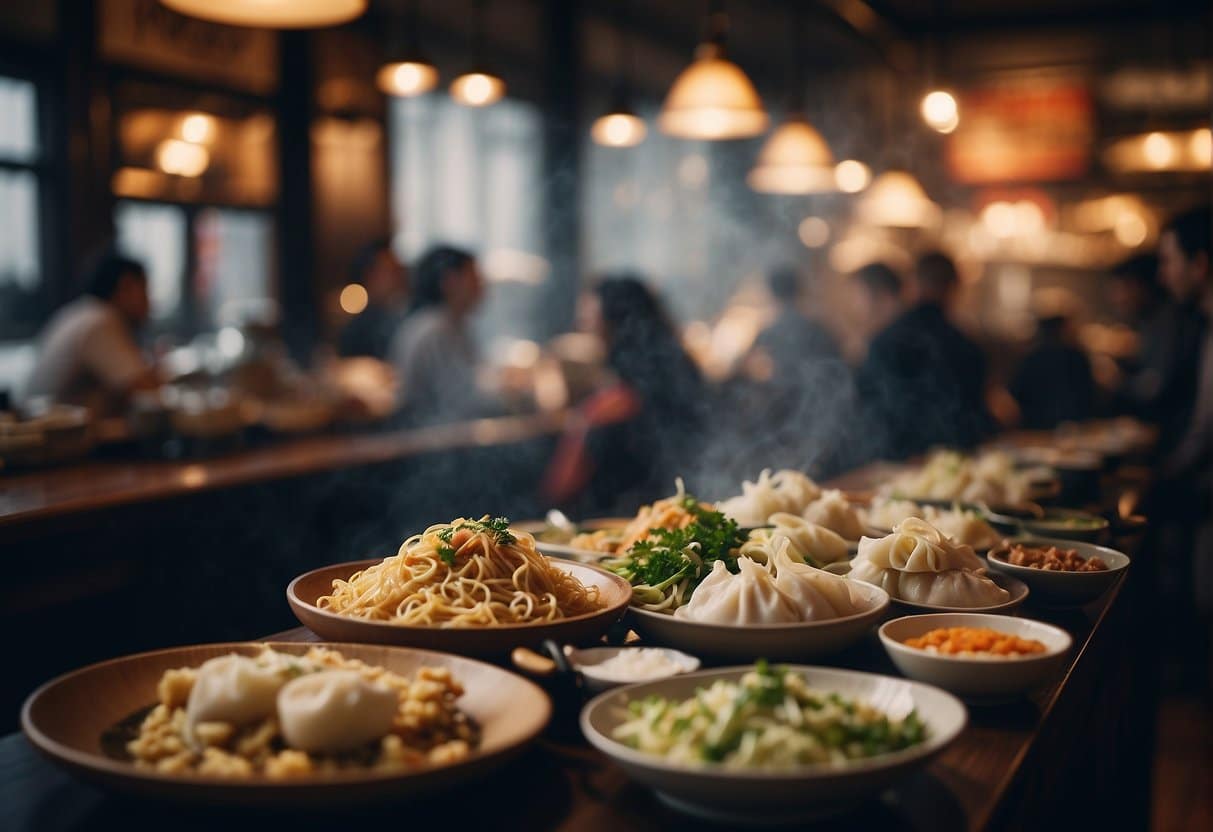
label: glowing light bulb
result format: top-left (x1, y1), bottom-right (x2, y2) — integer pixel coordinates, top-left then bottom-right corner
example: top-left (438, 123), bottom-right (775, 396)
top-left (377, 61), bottom-right (439, 97)
top-left (339, 283), bottom-right (369, 315)
top-left (921, 90), bottom-right (959, 134)
top-left (181, 113), bottom-right (215, 144)
top-left (156, 139), bottom-right (209, 177)
top-left (1143, 132), bottom-right (1175, 169)
top-left (1114, 213), bottom-right (1148, 247)
top-left (1190, 128), bottom-right (1212, 168)
top-left (797, 217), bottom-right (830, 248)
top-left (450, 72), bottom-right (505, 107)
top-left (591, 112), bottom-right (647, 147)
top-left (834, 159), bottom-right (870, 193)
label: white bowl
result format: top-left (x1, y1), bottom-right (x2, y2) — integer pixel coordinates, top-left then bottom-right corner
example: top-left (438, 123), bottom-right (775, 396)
top-left (627, 582), bottom-right (890, 662)
top-left (879, 613), bottom-right (1072, 701)
top-left (567, 646), bottom-right (700, 694)
top-left (580, 665), bottom-right (966, 823)
top-left (888, 571), bottom-right (1030, 615)
top-left (984, 537), bottom-right (1129, 606)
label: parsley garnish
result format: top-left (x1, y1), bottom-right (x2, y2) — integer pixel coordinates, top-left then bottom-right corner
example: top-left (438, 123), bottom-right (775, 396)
top-left (435, 516), bottom-right (516, 566)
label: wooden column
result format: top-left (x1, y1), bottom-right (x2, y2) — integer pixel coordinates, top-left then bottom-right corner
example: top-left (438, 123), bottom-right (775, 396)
top-left (540, 0), bottom-right (582, 337)
top-left (276, 30), bottom-right (319, 364)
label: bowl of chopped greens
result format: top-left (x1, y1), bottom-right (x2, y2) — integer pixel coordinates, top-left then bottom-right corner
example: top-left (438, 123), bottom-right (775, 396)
top-left (580, 662), bottom-right (966, 823)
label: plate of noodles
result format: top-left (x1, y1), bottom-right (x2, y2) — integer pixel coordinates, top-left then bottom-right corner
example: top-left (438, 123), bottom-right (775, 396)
top-left (287, 517), bottom-right (632, 657)
top-left (22, 641), bottom-right (550, 805)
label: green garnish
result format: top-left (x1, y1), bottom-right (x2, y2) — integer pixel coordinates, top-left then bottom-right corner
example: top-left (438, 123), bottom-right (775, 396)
top-left (435, 516), bottom-right (517, 565)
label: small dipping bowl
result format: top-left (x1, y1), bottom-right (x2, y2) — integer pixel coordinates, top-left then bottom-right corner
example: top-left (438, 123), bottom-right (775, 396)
top-left (566, 646), bottom-right (700, 694)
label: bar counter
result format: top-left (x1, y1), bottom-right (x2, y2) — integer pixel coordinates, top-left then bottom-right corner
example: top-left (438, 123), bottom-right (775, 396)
top-left (0, 412), bottom-right (567, 540)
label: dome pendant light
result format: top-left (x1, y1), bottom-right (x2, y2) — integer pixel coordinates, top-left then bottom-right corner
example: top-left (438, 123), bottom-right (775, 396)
top-left (378, 0), bottom-right (439, 98)
top-left (748, 8), bottom-right (833, 193)
top-left (919, 9), bottom-right (960, 134)
top-left (450, 0), bottom-right (506, 107)
top-left (856, 170), bottom-right (940, 228)
top-left (160, 0), bottom-right (366, 29)
top-left (659, 7), bottom-right (767, 141)
top-left (591, 3), bottom-right (647, 148)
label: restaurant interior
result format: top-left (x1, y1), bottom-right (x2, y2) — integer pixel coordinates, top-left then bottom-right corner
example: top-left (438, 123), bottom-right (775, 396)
top-left (1, 1), bottom-right (1210, 830)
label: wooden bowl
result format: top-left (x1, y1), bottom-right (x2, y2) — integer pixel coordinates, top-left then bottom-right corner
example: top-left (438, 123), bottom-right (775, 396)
top-left (287, 559), bottom-right (632, 658)
top-left (21, 642), bottom-right (551, 806)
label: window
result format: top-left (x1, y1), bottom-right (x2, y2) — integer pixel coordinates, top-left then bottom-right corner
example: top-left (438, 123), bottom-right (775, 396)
top-left (115, 201), bottom-right (187, 324)
top-left (389, 96), bottom-right (548, 343)
top-left (0, 75), bottom-right (43, 340)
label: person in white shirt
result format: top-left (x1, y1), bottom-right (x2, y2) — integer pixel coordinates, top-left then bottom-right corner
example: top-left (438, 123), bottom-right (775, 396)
top-left (25, 248), bottom-right (158, 416)
top-left (388, 245), bottom-right (492, 425)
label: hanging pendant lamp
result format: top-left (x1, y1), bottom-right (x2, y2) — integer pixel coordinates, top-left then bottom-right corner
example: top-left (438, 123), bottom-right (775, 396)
top-left (160, 0), bottom-right (366, 28)
top-left (659, 9), bottom-right (767, 140)
top-left (591, 2), bottom-right (647, 147)
top-left (377, 0), bottom-right (439, 97)
top-left (450, 0), bottom-right (506, 107)
top-left (856, 170), bottom-right (940, 228)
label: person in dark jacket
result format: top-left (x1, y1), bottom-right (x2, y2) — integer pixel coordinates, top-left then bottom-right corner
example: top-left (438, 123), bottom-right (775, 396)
top-left (855, 253), bottom-right (992, 460)
top-left (1009, 313), bottom-right (1095, 430)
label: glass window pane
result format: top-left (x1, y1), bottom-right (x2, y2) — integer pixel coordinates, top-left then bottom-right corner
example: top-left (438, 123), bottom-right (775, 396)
top-left (0, 76), bottom-right (37, 163)
top-left (194, 208), bottom-right (274, 328)
top-left (115, 200), bottom-right (187, 322)
top-left (0, 168), bottom-right (40, 291)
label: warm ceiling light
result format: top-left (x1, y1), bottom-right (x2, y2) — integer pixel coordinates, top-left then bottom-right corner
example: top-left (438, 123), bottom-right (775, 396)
top-left (659, 25), bottom-right (768, 141)
top-left (1188, 127), bottom-right (1212, 167)
top-left (377, 61), bottom-right (439, 97)
top-left (1143, 131), bottom-right (1175, 169)
top-left (339, 283), bottom-right (369, 314)
top-left (747, 116), bottom-right (835, 194)
top-left (834, 159), bottom-right (871, 193)
top-left (920, 90), bottom-right (959, 134)
top-left (450, 71), bottom-right (505, 107)
top-left (1114, 212), bottom-right (1148, 247)
top-left (156, 139), bottom-right (209, 177)
top-left (798, 216), bottom-right (830, 248)
top-left (180, 112), bottom-right (215, 144)
top-left (592, 111), bottom-right (647, 147)
top-left (856, 170), bottom-right (939, 228)
top-left (159, 0), bottom-right (366, 28)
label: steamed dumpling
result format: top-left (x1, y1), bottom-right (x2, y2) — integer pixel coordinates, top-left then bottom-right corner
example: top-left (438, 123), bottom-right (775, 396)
top-left (675, 559), bottom-right (801, 624)
top-left (186, 654), bottom-right (288, 731)
top-left (925, 508), bottom-right (1000, 550)
top-left (801, 490), bottom-right (865, 541)
top-left (277, 670), bottom-right (398, 753)
top-left (855, 517), bottom-right (984, 573)
top-left (717, 469), bottom-right (821, 526)
top-left (849, 559), bottom-right (1010, 608)
top-left (863, 498), bottom-right (922, 531)
top-left (768, 513), bottom-right (849, 565)
top-left (769, 544), bottom-right (869, 620)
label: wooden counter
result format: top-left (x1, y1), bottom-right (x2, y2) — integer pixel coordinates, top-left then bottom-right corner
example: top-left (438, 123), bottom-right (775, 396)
top-left (0, 412), bottom-right (565, 538)
top-left (2, 569), bottom-right (1142, 831)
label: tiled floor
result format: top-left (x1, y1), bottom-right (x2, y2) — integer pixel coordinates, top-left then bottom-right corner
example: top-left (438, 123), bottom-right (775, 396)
top-left (1152, 694), bottom-right (1213, 831)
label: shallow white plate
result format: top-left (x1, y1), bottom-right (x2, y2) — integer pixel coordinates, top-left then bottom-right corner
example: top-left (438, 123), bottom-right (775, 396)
top-left (879, 613), bottom-right (1072, 701)
top-left (567, 646), bottom-right (700, 694)
top-left (627, 582), bottom-right (890, 662)
top-left (984, 537), bottom-right (1129, 606)
top-left (580, 665), bottom-right (966, 823)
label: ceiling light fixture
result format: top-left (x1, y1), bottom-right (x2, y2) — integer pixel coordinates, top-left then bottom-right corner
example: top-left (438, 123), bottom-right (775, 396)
top-left (450, 0), bottom-right (505, 107)
top-left (160, 0), bottom-right (366, 29)
top-left (377, 0), bottom-right (439, 97)
top-left (591, 2), bottom-right (647, 147)
top-left (659, 6), bottom-right (767, 140)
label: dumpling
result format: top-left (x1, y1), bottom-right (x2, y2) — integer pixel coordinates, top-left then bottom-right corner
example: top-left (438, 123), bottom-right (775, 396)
top-left (186, 654), bottom-right (288, 731)
top-left (923, 507), bottom-right (1000, 550)
top-left (676, 558), bottom-right (801, 624)
top-left (851, 562), bottom-right (1009, 608)
top-left (801, 490), bottom-right (866, 541)
top-left (277, 670), bottom-right (399, 753)
top-left (854, 518), bottom-right (984, 573)
top-left (863, 498), bottom-right (923, 531)
top-left (768, 513), bottom-right (849, 565)
top-left (717, 469), bottom-right (821, 526)
top-left (769, 544), bottom-right (869, 620)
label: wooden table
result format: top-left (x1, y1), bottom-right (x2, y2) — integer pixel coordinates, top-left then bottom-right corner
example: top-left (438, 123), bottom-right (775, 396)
top-left (3, 569), bottom-right (1140, 832)
top-left (0, 412), bottom-right (565, 539)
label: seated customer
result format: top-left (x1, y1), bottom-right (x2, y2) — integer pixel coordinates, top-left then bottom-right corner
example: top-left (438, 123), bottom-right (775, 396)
top-left (337, 238), bottom-right (409, 360)
top-left (388, 245), bottom-right (491, 424)
top-left (1009, 311), bottom-right (1095, 430)
top-left (25, 247), bottom-right (158, 416)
